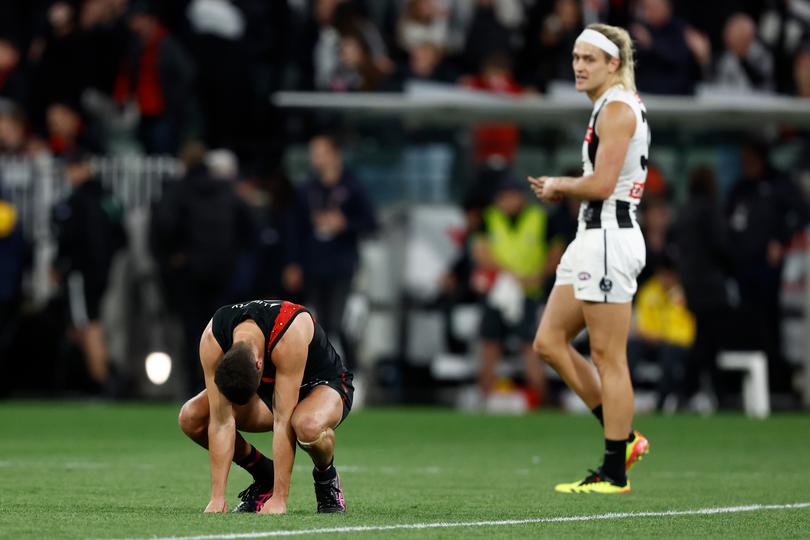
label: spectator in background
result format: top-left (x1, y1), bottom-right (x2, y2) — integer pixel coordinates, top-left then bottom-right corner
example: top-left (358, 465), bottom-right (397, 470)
top-left (78, 0), bottom-right (129, 95)
top-left (113, 1), bottom-right (195, 154)
top-left (232, 164), bottom-right (297, 301)
top-left (631, 0), bottom-right (695, 94)
top-left (185, 0), bottom-right (253, 149)
top-left (51, 150), bottom-right (127, 393)
top-left (328, 31), bottom-right (388, 91)
top-left (518, 0), bottom-right (582, 91)
top-left (0, 38), bottom-right (28, 109)
top-left (472, 175), bottom-right (549, 405)
top-left (0, 195), bottom-right (25, 384)
top-left (283, 133), bottom-right (377, 370)
top-left (759, 1), bottom-right (810, 94)
top-left (396, 41), bottom-right (457, 86)
top-left (149, 145), bottom-right (255, 396)
top-left (460, 0), bottom-right (524, 75)
top-left (396, 41), bottom-right (457, 202)
top-left (45, 101), bottom-right (100, 155)
top-left (437, 195), bottom-right (483, 353)
top-left (715, 13), bottom-right (775, 92)
top-left (334, 1), bottom-right (393, 75)
top-left (0, 104), bottom-right (30, 155)
top-left (793, 45), bottom-right (810, 97)
top-left (637, 195), bottom-right (674, 288)
top-left (301, 0), bottom-right (392, 92)
top-left (726, 141), bottom-right (810, 393)
top-left (631, 251), bottom-right (695, 412)
top-left (27, 2), bottom-right (97, 136)
top-left (397, 0), bottom-right (450, 54)
top-left (301, 0), bottom-right (344, 91)
top-left (460, 53), bottom-right (525, 167)
top-left (675, 166), bottom-right (733, 410)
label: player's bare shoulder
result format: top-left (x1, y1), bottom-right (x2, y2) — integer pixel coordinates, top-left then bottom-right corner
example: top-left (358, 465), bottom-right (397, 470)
top-left (598, 100), bottom-right (636, 138)
top-left (272, 311), bottom-right (314, 362)
top-left (199, 319), bottom-right (224, 371)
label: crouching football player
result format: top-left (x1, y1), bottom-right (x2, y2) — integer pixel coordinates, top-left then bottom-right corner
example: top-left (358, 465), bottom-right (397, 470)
top-left (178, 300), bottom-right (353, 514)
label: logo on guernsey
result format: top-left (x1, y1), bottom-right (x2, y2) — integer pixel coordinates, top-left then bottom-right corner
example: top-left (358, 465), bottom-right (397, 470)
top-left (599, 277), bottom-right (613, 293)
top-left (578, 272), bottom-right (591, 281)
top-left (231, 300), bottom-right (280, 309)
top-left (584, 127), bottom-right (594, 143)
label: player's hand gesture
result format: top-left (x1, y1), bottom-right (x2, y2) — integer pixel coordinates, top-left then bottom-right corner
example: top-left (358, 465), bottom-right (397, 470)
top-left (203, 498), bottom-right (228, 513)
top-left (260, 496), bottom-right (287, 515)
top-left (527, 176), bottom-right (562, 202)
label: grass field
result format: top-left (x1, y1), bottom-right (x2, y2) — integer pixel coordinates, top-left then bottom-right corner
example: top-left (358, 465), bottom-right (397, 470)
top-left (1, 403), bottom-right (809, 539)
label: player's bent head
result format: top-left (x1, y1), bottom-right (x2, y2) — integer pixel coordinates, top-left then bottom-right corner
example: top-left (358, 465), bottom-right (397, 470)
top-left (214, 342), bottom-right (260, 405)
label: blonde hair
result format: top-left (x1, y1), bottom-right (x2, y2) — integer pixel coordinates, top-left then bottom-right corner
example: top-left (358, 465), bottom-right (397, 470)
top-left (587, 23), bottom-right (636, 93)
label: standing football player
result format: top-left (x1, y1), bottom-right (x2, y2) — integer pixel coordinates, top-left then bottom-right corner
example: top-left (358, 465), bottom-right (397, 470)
top-left (528, 23), bottom-right (651, 493)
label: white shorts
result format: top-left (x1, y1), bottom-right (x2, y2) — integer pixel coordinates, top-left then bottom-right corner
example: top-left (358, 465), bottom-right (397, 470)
top-left (555, 227), bottom-right (646, 303)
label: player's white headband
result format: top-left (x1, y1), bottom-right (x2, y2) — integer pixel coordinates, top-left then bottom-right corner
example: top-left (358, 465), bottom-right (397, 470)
top-left (576, 29), bottom-right (620, 58)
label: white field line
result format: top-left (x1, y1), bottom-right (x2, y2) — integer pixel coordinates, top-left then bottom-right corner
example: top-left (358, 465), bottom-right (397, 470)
top-left (108, 502), bottom-right (810, 540)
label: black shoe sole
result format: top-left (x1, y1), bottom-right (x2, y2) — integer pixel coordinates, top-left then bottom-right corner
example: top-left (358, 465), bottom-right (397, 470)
top-left (317, 507), bottom-right (346, 513)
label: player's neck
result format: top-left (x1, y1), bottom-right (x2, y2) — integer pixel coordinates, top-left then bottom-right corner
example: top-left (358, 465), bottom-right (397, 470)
top-left (233, 323), bottom-right (265, 362)
top-left (587, 79), bottom-right (617, 102)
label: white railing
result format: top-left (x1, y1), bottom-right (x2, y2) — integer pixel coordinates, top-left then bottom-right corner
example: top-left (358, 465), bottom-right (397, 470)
top-left (0, 155), bottom-right (183, 304)
top-left (272, 86), bottom-right (810, 128)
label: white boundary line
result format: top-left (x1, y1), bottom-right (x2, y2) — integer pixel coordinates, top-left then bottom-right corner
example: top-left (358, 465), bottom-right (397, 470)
top-left (111, 502), bottom-right (810, 540)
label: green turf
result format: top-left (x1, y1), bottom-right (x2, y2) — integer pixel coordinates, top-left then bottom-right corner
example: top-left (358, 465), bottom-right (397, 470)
top-left (1, 403), bottom-right (809, 539)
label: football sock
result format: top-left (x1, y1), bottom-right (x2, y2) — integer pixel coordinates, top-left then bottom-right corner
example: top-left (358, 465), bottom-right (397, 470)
top-left (313, 460), bottom-right (337, 482)
top-left (602, 438), bottom-right (627, 485)
top-left (235, 445), bottom-right (274, 484)
top-left (591, 405), bottom-right (604, 425)
top-left (592, 405), bottom-right (636, 441)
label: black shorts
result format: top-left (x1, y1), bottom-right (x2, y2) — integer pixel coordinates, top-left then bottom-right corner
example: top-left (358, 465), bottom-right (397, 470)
top-left (480, 298), bottom-right (540, 344)
top-left (257, 370), bottom-right (354, 426)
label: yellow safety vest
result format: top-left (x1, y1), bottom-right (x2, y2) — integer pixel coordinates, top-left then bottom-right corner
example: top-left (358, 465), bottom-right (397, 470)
top-left (483, 205), bottom-right (547, 297)
top-left (635, 277), bottom-right (696, 347)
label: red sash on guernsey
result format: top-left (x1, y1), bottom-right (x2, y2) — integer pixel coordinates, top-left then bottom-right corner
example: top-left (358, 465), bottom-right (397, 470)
top-left (266, 301), bottom-right (307, 358)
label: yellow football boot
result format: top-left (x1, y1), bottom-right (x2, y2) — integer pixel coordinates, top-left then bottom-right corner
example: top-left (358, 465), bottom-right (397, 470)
top-left (626, 430), bottom-right (650, 471)
top-left (555, 469), bottom-right (631, 494)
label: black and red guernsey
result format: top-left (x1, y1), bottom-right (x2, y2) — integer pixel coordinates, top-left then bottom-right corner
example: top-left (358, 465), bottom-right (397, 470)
top-left (211, 300), bottom-right (351, 404)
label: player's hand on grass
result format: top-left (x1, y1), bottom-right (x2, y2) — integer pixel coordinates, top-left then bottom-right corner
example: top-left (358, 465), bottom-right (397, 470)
top-left (203, 498), bottom-right (228, 513)
top-left (259, 497), bottom-right (287, 515)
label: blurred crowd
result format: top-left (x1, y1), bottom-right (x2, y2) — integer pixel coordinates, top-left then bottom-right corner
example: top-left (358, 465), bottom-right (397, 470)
top-left (1, 0), bottom-right (810, 406)
top-left (0, 0), bottom-right (809, 160)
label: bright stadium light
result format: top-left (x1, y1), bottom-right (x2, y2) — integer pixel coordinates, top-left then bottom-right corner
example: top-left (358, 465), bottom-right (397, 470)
top-left (145, 352), bottom-right (172, 385)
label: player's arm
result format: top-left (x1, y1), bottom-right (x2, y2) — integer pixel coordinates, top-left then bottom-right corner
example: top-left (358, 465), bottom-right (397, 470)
top-left (262, 313), bottom-right (312, 514)
top-left (528, 101), bottom-right (635, 201)
top-left (199, 321), bottom-right (234, 513)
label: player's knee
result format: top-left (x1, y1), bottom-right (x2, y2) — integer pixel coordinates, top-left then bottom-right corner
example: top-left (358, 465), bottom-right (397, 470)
top-left (532, 332), bottom-right (559, 362)
top-left (178, 401), bottom-right (206, 437)
top-left (292, 414), bottom-right (326, 444)
top-left (589, 342), bottom-right (608, 366)
top-left (589, 344), bottom-right (622, 373)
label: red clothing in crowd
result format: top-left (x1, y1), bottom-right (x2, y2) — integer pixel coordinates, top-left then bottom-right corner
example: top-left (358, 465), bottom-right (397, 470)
top-left (462, 73), bottom-right (524, 164)
top-left (113, 26), bottom-right (168, 117)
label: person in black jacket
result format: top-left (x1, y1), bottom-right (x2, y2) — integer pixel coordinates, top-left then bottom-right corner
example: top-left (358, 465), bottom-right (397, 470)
top-left (725, 141), bottom-right (810, 392)
top-left (51, 150), bottom-right (127, 389)
top-left (674, 166), bottom-right (734, 407)
top-left (282, 134), bottom-right (376, 369)
top-left (150, 145), bottom-right (255, 396)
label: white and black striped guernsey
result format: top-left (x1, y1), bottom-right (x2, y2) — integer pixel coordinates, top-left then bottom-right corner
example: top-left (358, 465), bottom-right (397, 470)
top-left (579, 84), bottom-right (650, 231)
